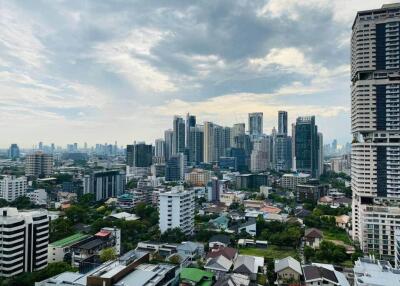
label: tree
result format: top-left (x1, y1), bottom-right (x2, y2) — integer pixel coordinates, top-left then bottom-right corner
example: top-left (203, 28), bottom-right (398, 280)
top-left (50, 217), bottom-right (74, 242)
top-left (100, 247), bottom-right (117, 262)
top-left (169, 254), bottom-right (181, 264)
top-left (65, 205), bottom-right (87, 223)
top-left (160, 228), bottom-right (187, 243)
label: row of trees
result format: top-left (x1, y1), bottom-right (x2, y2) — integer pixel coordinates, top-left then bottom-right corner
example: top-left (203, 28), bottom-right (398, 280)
top-left (256, 219), bottom-right (303, 248)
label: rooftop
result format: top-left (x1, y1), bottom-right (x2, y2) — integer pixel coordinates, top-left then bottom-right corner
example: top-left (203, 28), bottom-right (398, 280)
top-left (50, 233), bottom-right (90, 248)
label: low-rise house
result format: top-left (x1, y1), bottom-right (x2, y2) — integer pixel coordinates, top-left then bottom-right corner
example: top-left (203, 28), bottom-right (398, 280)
top-left (180, 267), bottom-right (214, 286)
top-left (209, 234), bottom-right (231, 248)
top-left (214, 273), bottom-right (250, 286)
top-left (233, 255), bottom-right (264, 281)
top-left (230, 219), bottom-right (257, 236)
top-left (204, 255), bottom-right (233, 279)
top-left (48, 233), bottom-right (90, 263)
top-left (335, 214), bottom-right (350, 229)
top-left (136, 241), bottom-right (178, 258)
top-left (176, 241), bottom-right (204, 260)
top-left (107, 211), bottom-right (139, 221)
top-left (207, 247), bottom-right (238, 261)
top-left (304, 228), bottom-right (323, 249)
top-left (274, 256), bottom-right (302, 285)
top-left (238, 239), bottom-right (268, 248)
top-left (209, 215), bottom-right (229, 230)
top-left (303, 263), bottom-right (349, 286)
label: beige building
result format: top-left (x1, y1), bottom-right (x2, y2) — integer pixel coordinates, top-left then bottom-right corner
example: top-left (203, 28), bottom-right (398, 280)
top-left (275, 256), bottom-right (302, 285)
top-left (185, 169), bottom-right (212, 186)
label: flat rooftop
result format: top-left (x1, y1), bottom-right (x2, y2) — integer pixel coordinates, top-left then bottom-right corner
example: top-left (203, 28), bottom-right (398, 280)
top-left (50, 233), bottom-right (90, 248)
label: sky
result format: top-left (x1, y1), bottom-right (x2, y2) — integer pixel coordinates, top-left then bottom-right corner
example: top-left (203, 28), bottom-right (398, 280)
top-left (0, 0), bottom-right (395, 148)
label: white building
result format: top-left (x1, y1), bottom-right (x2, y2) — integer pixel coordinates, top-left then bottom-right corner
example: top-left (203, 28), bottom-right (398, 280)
top-left (250, 137), bottom-right (270, 172)
top-left (159, 186), bottom-right (194, 235)
top-left (0, 207), bottom-right (49, 277)
top-left (0, 175), bottom-right (27, 202)
top-left (354, 256), bottom-right (400, 286)
top-left (281, 173), bottom-right (310, 190)
top-left (26, 189), bottom-right (47, 205)
top-left (351, 3), bottom-right (400, 259)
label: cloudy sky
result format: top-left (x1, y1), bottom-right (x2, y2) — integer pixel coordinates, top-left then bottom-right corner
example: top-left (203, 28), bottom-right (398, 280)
top-left (0, 0), bottom-right (394, 148)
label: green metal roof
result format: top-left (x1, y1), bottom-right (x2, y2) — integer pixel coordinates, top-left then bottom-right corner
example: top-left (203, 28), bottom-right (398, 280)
top-left (180, 268), bottom-right (214, 286)
top-left (50, 233), bottom-right (89, 248)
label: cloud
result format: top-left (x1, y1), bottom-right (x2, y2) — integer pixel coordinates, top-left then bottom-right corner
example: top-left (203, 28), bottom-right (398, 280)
top-left (93, 28), bottom-right (177, 93)
top-left (0, 3), bottom-right (49, 69)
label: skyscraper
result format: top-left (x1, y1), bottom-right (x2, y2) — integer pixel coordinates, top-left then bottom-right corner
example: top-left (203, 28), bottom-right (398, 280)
top-left (8, 144), bottom-right (20, 160)
top-left (164, 129), bottom-right (174, 161)
top-left (172, 116), bottom-right (185, 155)
top-left (278, 111), bottom-right (288, 135)
top-left (126, 142), bottom-right (153, 167)
top-left (231, 123), bottom-right (245, 146)
top-left (165, 153), bottom-right (186, 181)
top-left (203, 121), bottom-right (215, 163)
top-left (188, 125), bottom-right (204, 164)
top-left (292, 116), bottom-right (321, 178)
top-left (185, 113), bottom-right (196, 148)
top-left (83, 170), bottom-right (125, 201)
top-left (351, 4), bottom-right (400, 259)
top-left (154, 139), bottom-right (166, 159)
top-left (248, 112), bottom-right (263, 136)
top-left (250, 137), bottom-right (270, 172)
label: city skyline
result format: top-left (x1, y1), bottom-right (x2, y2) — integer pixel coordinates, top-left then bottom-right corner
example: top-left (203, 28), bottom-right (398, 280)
top-left (1, 1), bottom-right (394, 147)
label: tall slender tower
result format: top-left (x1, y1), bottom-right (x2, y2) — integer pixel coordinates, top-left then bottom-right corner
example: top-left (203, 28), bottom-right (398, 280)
top-left (172, 116), bottom-right (185, 155)
top-left (352, 4), bottom-right (400, 259)
top-left (248, 112), bottom-right (263, 136)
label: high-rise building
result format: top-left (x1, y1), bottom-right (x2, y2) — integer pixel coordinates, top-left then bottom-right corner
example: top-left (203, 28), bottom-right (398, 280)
top-left (248, 112), bottom-right (263, 136)
top-left (8, 144), bottom-right (20, 160)
top-left (172, 116), bottom-right (185, 155)
top-left (351, 4), bottom-right (400, 259)
top-left (25, 152), bottom-right (53, 178)
top-left (188, 125), bottom-right (204, 164)
top-left (154, 139), bottom-right (166, 161)
top-left (203, 121), bottom-right (215, 163)
top-left (0, 208), bottom-right (49, 277)
top-left (126, 142), bottom-right (153, 167)
top-left (278, 111), bottom-right (288, 135)
top-left (0, 176), bottom-right (27, 202)
top-left (164, 129), bottom-right (174, 161)
top-left (159, 186), bottom-right (194, 235)
top-left (250, 137), bottom-right (270, 172)
top-left (292, 116), bottom-right (321, 178)
top-left (165, 153), bottom-right (186, 181)
top-left (185, 113), bottom-right (196, 148)
top-left (83, 170), bottom-right (125, 201)
top-left (231, 123), bottom-right (245, 146)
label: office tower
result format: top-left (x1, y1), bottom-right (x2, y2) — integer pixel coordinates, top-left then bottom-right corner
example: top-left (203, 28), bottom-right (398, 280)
top-left (188, 125), bottom-right (204, 164)
top-left (248, 112), bottom-right (263, 136)
top-left (203, 121), bottom-right (215, 163)
top-left (154, 139), bottom-right (166, 159)
top-left (126, 142), bottom-right (152, 167)
top-left (8, 144), bottom-right (20, 160)
top-left (332, 139), bottom-right (338, 153)
top-left (172, 116), bottom-right (185, 154)
top-left (38, 142), bottom-right (43, 151)
top-left (222, 126), bottom-right (231, 156)
top-left (164, 129), bottom-right (174, 161)
top-left (25, 152), bottom-right (53, 178)
top-left (185, 113), bottom-right (196, 148)
top-left (292, 116), bottom-right (320, 178)
top-left (275, 135), bottom-right (292, 171)
top-left (0, 176), bottom-right (27, 202)
top-left (351, 4), bottom-right (400, 259)
top-left (250, 137), bottom-right (270, 172)
top-left (231, 123), bottom-right (246, 146)
top-left (83, 170), bottom-right (125, 201)
top-left (165, 153), bottom-right (186, 181)
top-left (318, 133), bottom-right (324, 177)
top-left (278, 111), bottom-right (288, 135)
top-left (0, 208), bottom-right (49, 277)
top-left (159, 186), bottom-right (194, 235)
